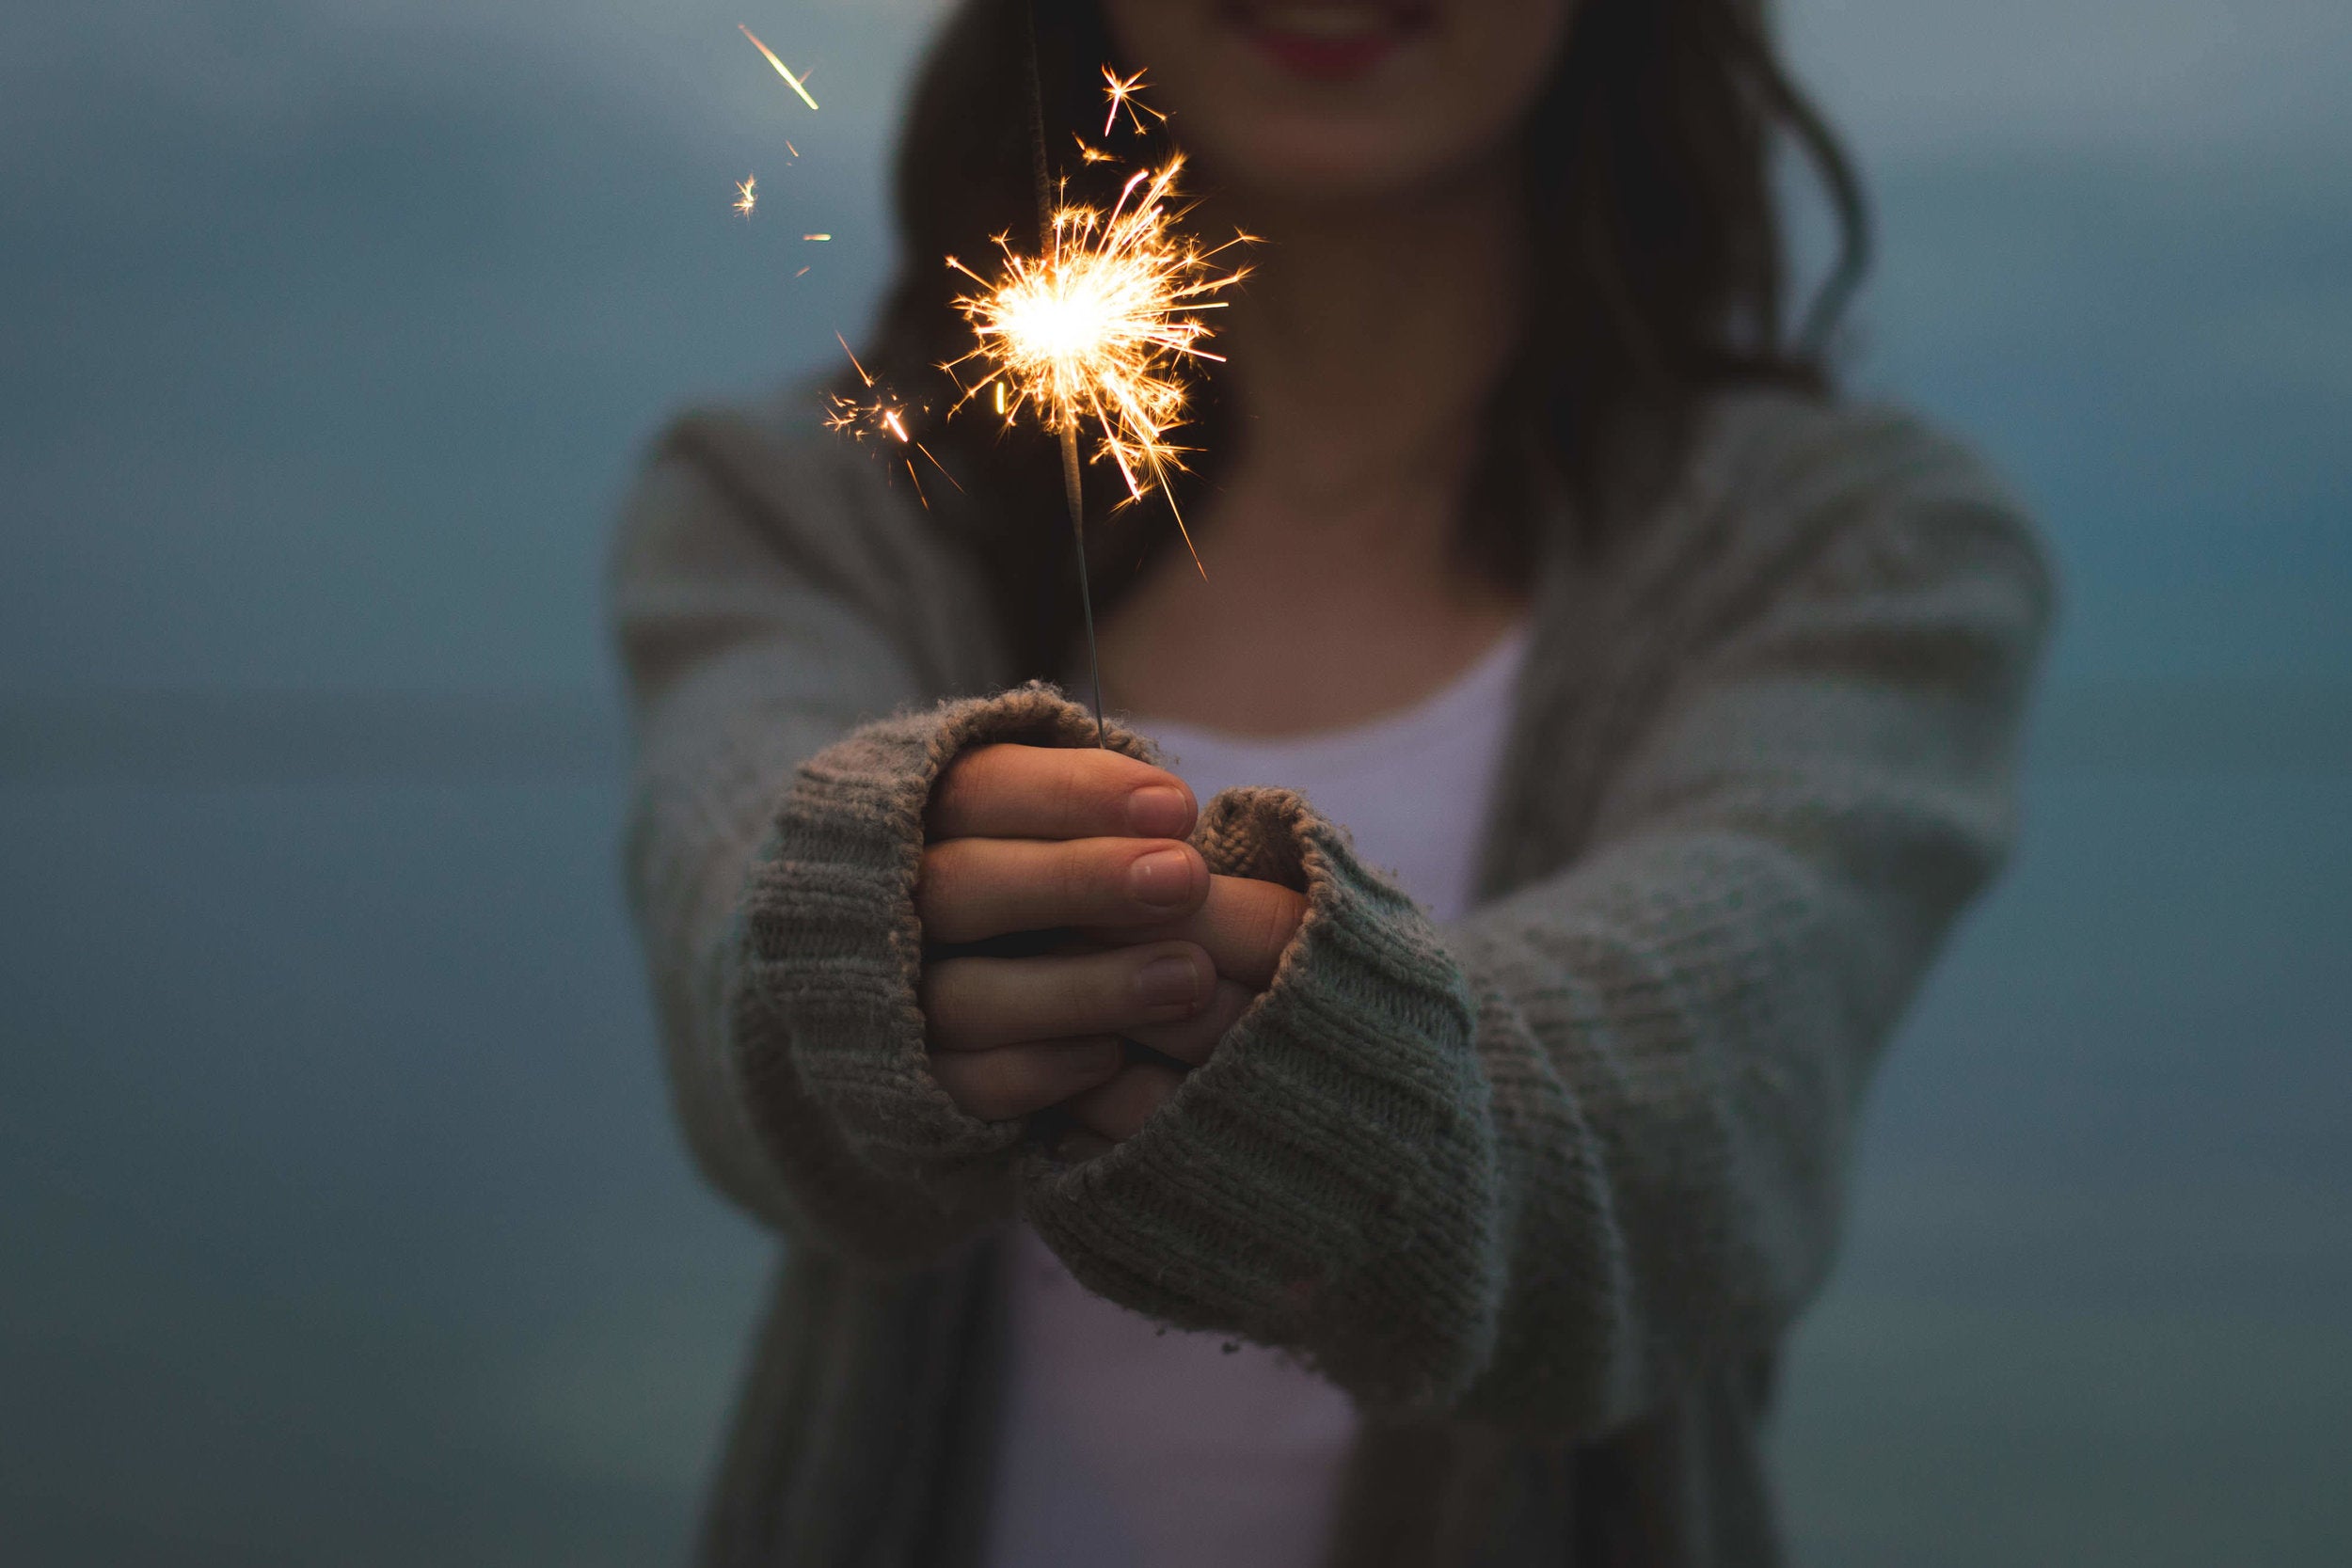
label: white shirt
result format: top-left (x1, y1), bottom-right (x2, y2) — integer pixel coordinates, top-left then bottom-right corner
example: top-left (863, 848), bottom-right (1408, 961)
top-left (981, 624), bottom-right (1533, 1568)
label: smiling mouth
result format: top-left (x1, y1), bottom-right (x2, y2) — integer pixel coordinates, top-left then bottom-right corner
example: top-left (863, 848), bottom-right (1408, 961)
top-left (1220, 3), bottom-right (1435, 83)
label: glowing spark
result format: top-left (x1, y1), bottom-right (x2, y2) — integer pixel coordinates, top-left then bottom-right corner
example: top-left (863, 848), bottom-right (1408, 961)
top-left (785, 140), bottom-right (800, 158)
top-left (803, 233), bottom-right (832, 242)
top-left (822, 333), bottom-right (963, 501)
top-left (1074, 135), bottom-right (1117, 166)
top-left (914, 442), bottom-right (963, 490)
top-left (837, 331), bottom-right (875, 388)
top-left (732, 174), bottom-right (757, 217)
top-left (794, 265), bottom-right (811, 277)
top-left (1100, 66), bottom-right (1167, 136)
top-left (738, 24), bottom-right (818, 111)
top-left (948, 155), bottom-right (1248, 576)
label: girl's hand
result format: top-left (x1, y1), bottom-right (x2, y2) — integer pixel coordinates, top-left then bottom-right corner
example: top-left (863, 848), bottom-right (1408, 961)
top-left (916, 744), bottom-right (1305, 1144)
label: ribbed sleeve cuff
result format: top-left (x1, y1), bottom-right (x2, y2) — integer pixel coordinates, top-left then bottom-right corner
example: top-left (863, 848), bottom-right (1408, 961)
top-left (1022, 787), bottom-right (1503, 1408)
top-left (732, 684), bottom-right (1155, 1213)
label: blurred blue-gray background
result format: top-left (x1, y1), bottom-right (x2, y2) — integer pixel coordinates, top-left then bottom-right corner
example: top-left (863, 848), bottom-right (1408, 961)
top-left (2, 3), bottom-right (2344, 1563)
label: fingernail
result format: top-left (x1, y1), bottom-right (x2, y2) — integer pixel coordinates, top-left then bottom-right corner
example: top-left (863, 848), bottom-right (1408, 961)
top-left (1136, 952), bottom-right (1204, 1007)
top-left (1127, 784), bottom-right (1193, 838)
top-left (1129, 847), bottom-right (1196, 909)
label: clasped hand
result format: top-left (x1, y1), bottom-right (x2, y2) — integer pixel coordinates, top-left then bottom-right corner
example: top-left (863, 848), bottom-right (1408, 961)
top-left (918, 743), bottom-right (1306, 1157)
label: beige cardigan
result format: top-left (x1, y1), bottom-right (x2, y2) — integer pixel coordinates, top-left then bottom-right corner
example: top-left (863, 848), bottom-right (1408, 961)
top-left (609, 386), bottom-right (2054, 1566)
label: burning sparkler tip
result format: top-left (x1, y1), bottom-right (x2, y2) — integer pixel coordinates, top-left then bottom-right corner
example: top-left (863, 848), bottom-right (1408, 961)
top-left (947, 150), bottom-right (1245, 543)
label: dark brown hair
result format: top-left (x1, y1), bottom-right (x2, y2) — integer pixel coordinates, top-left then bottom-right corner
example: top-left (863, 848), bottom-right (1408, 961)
top-left (855, 0), bottom-right (1868, 678)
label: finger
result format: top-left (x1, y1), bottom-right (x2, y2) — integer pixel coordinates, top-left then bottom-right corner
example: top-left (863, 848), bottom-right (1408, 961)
top-left (923, 942), bottom-right (1215, 1052)
top-left (1054, 1127), bottom-right (1117, 1164)
top-left (1083, 874), bottom-right (1308, 990)
top-left (929, 743), bottom-right (1197, 842)
top-left (1122, 977), bottom-right (1256, 1067)
top-left (917, 835), bottom-right (1207, 944)
top-left (929, 1037), bottom-right (1122, 1122)
top-left (1065, 1061), bottom-right (1184, 1143)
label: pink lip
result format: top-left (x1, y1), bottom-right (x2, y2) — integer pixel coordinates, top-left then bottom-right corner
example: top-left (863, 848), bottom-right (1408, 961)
top-left (1226, 5), bottom-right (1429, 84)
top-left (1249, 27), bottom-right (1398, 82)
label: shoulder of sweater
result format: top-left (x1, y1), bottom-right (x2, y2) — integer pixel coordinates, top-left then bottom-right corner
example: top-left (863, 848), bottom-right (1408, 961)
top-left (1622, 384), bottom-right (2057, 617)
top-left (1687, 384), bottom-right (2021, 517)
top-left (610, 384), bottom-right (1018, 693)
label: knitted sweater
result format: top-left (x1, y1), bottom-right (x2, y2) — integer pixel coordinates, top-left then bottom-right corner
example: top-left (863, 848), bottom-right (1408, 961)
top-left (610, 386), bottom-right (2054, 1567)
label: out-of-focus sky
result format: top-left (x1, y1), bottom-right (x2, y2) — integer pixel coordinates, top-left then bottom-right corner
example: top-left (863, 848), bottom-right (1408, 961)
top-left (1, 5), bottom-right (2346, 1566)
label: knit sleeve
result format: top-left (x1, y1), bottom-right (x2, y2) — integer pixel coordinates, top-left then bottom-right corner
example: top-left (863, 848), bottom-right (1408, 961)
top-left (1018, 431), bottom-right (2056, 1426)
top-left (726, 685), bottom-right (1165, 1261)
top-left (611, 405), bottom-right (1025, 1262)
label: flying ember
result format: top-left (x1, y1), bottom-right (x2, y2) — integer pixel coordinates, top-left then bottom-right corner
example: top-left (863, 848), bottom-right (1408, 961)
top-left (737, 24), bottom-right (818, 111)
top-left (826, 334), bottom-right (961, 510)
top-left (1100, 66), bottom-right (1167, 136)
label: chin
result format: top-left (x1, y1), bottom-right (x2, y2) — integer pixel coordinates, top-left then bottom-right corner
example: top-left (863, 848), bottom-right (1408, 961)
top-left (1104, 0), bottom-right (1568, 207)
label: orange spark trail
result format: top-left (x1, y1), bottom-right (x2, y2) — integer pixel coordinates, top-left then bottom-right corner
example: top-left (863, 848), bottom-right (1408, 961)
top-left (738, 24), bottom-right (818, 111)
top-left (825, 334), bottom-right (957, 506)
top-left (914, 442), bottom-right (964, 491)
top-left (836, 332), bottom-right (872, 386)
top-left (1101, 67), bottom-right (1166, 136)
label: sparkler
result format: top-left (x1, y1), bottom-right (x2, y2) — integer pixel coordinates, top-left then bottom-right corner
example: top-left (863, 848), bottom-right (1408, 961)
top-left (943, 24), bottom-right (1249, 742)
top-left (723, 16), bottom-right (1245, 744)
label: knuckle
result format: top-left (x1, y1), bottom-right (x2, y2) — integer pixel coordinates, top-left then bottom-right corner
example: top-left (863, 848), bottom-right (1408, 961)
top-left (913, 841), bottom-right (946, 898)
top-left (927, 750), bottom-right (988, 832)
top-left (917, 958), bottom-right (974, 1044)
top-left (914, 839), bottom-right (968, 915)
top-left (1058, 841), bottom-right (1111, 917)
top-left (961, 1061), bottom-right (1019, 1121)
top-left (927, 1053), bottom-right (988, 1117)
top-left (1051, 751), bottom-right (1092, 826)
top-left (958, 1052), bottom-right (1030, 1121)
top-left (1253, 886), bottom-right (1305, 958)
top-left (1070, 1037), bottom-right (1122, 1085)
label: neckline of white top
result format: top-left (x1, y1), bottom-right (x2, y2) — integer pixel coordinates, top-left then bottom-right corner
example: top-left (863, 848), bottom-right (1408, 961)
top-left (1128, 619), bottom-right (1534, 766)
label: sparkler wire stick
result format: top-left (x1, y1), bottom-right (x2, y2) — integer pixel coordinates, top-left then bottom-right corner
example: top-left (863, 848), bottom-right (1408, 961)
top-left (1024, 1), bottom-right (1108, 749)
